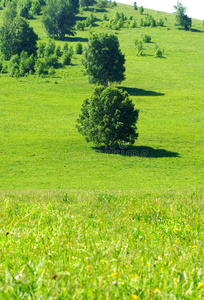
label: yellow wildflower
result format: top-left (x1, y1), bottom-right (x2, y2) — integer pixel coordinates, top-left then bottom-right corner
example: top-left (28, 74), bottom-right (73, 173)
top-left (111, 272), bottom-right (117, 277)
top-left (169, 261), bottom-right (173, 266)
top-left (86, 265), bottom-right (91, 269)
top-left (135, 274), bottom-right (139, 280)
top-left (147, 263), bottom-right (151, 267)
top-left (192, 245), bottom-right (197, 249)
top-left (174, 277), bottom-right (177, 283)
top-left (161, 268), bottom-right (163, 272)
top-left (132, 295), bottom-right (139, 300)
top-left (198, 282), bottom-right (204, 289)
top-left (154, 288), bottom-right (160, 292)
top-left (126, 265), bottom-right (130, 268)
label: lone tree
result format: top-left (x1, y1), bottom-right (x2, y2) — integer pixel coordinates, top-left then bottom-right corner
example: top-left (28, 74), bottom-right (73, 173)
top-left (0, 13), bottom-right (38, 60)
top-left (139, 6), bottom-right (144, 14)
top-left (76, 86), bottom-right (139, 147)
top-left (82, 33), bottom-right (126, 88)
top-left (42, 0), bottom-right (76, 39)
top-left (174, 1), bottom-right (192, 30)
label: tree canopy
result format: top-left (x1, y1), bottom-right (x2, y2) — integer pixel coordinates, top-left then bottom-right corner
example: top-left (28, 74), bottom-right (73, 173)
top-left (76, 86), bottom-right (139, 147)
top-left (174, 1), bottom-right (192, 30)
top-left (0, 13), bottom-right (38, 60)
top-left (82, 33), bottom-right (126, 88)
top-left (42, 0), bottom-right (76, 39)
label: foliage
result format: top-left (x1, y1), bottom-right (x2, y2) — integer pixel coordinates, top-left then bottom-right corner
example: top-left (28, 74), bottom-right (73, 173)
top-left (157, 18), bottom-right (164, 26)
top-left (8, 52), bottom-right (35, 77)
top-left (142, 34), bottom-right (151, 43)
top-left (79, 0), bottom-right (96, 9)
top-left (82, 33), bottom-right (125, 87)
top-left (75, 42), bottom-right (83, 54)
top-left (155, 45), bottom-right (164, 58)
top-left (30, 0), bottom-right (41, 15)
top-left (135, 39), bottom-right (144, 56)
top-left (77, 86), bottom-right (139, 147)
top-left (134, 1), bottom-right (137, 10)
top-left (174, 1), bottom-right (192, 30)
top-left (140, 14), bottom-right (156, 27)
top-left (0, 15), bottom-right (38, 60)
top-left (139, 6), bottom-right (144, 14)
top-left (42, 0), bottom-right (76, 39)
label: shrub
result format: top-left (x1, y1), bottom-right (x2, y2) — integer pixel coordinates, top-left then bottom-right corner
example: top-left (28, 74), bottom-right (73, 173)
top-left (75, 42), bottom-right (83, 54)
top-left (158, 18), bottom-right (164, 26)
top-left (142, 34), bottom-right (151, 43)
top-left (48, 66), bottom-right (56, 76)
top-left (61, 51), bottom-right (72, 65)
top-left (135, 39), bottom-right (144, 56)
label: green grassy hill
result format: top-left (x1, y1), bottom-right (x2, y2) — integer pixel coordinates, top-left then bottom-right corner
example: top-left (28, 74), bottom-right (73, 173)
top-left (0, 3), bottom-right (204, 192)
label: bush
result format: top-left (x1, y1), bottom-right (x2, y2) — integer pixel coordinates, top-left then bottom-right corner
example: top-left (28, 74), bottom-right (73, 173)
top-left (48, 66), bottom-right (56, 76)
top-left (61, 51), bottom-right (72, 65)
top-left (155, 46), bottom-right (163, 58)
top-left (75, 42), bottom-right (83, 54)
top-left (76, 86), bottom-right (139, 147)
top-left (35, 59), bottom-right (46, 76)
top-left (157, 18), bottom-right (164, 26)
top-left (142, 34), bottom-right (151, 43)
top-left (135, 39), bottom-right (144, 56)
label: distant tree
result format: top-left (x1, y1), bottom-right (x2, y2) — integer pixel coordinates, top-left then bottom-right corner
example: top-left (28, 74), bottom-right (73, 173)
top-left (174, 1), bottom-right (192, 30)
top-left (42, 0), bottom-right (76, 39)
top-left (30, 0), bottom-right (41, 15)
top-left (0, 15), bottom-right (38, 60)
top-left (134, 1), bottom-right (137, 10)
top-left (139, 6), bottom-right (144, 14)
top-left (79, 0), bottom-right (96, 10)
top-left (75, 42), bottom-right (83, 54)
top-left (135, 39), bottom-right (144, 56)
top-left (82, 33), bottom-right (125, 88)
top-left (142, 34), bottom-right (151, 43)
top-left (77, 86), bottom-right (139, 147)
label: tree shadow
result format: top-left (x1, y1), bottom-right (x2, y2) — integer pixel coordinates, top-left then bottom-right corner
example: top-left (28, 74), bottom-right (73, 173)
top-left (76, 16), bottom-right (87, 21)
top-left (64, 36), bottom-right (89, 42)
top-left (177, 27), bottom-right (204, 33)
top-left (93, 145), bottom-right (179, 158)
top-left (118, 87), bottom-right (165, 97)
top-left (95, 8), bottom-right (107, 13)
top-left (191, 28), bottom-right (204, 33)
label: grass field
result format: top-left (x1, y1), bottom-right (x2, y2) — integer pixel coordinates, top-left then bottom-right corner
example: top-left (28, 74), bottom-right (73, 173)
top-left (0, 3), bottom-right (203, 191)
top-left (0, 2), bottom-right (204, 299)
top-left (0, 191), bottom-right (204, 299)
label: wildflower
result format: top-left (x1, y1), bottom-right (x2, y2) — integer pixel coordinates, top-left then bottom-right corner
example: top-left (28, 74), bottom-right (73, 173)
top-left (86, 265), bottom-right (91, 269)
top-left (192, 245), bottom-right (197, 249)
top-left (154, 288), bottom-right (160, 292)
top-left (198, 282), bottom-right (204, 289)
top-left (126, 265), bottom-right (130, 268)
top-left (135, 274), bottom-right (139, 280)
top-left (161, 268), bottom-right (164, 272)
top-left (147, 263), bottom-right (151, 267)
top-left (132, 295), bottom-right (139, 300)
top-left (111, 272), bottom-right (118, 277)
top-left (169, 261), bottom-right (173, 266)
top-left (202, 275), bottom-right (204, 279)
top-left (174, 277), bottom-right (177, 283)
top-left (101, 260), bottom-right (105, 263)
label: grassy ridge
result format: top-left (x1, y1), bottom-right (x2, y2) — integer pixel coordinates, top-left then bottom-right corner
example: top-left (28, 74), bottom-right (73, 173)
top-left (0, 191), bottom-right (203, 299)
top-left (0, 3), bottom-right (204, 191)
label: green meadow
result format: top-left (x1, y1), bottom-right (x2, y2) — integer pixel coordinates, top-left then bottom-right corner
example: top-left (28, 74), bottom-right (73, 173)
top-left (0, 2), bottom-right (204, 299)
top-left (0, 3), bottom-right (203, 191)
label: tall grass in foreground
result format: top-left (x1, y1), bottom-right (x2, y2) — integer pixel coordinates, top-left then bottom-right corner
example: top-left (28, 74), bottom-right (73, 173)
top-left (0, 191), bottom-right (203, 299)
